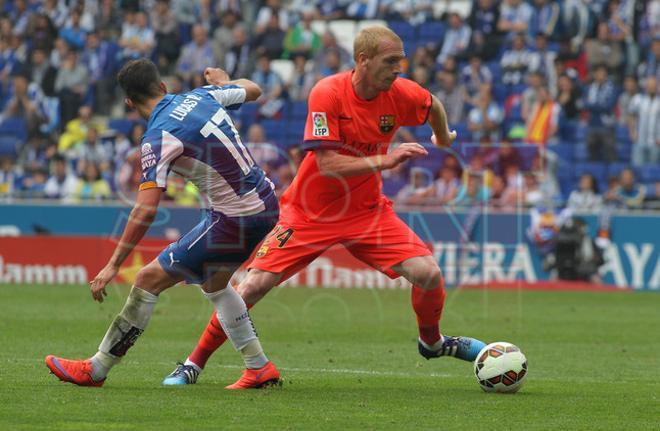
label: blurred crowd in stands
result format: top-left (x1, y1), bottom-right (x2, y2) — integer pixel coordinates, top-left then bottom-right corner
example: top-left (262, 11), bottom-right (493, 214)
top-left (0, 0), bottom-right (658, 211)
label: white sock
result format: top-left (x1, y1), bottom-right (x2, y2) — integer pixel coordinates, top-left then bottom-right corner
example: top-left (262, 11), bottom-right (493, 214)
top-left (184, 358), bottom-right (202, 372)
top-left (90, 351), bottom-right (119, 381)
top-left (204, 284), bottom-right (269, 369)
top-left (241, 339), bottom-right (268, 369)
top-left (420, 335), bottom-right (445, 352)
top-left (92, 286), bottom-right (158, 380)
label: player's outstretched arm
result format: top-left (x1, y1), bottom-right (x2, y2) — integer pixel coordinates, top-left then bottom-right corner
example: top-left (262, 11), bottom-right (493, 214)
top-left (89, 188), bottom-right (162, 302)
top-left (315, 142), bottom-right (428, 178)
top-left (203, 67), bottom-right (262, 102)
top-left (428, 94), bottom-right (457, 148)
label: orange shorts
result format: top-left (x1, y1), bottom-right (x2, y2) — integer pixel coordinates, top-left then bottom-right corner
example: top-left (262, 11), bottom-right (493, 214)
top-left (248, 201), bottom-right (432, 283)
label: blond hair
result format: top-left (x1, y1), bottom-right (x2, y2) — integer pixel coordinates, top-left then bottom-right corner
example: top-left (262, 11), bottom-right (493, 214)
top-left (353, 26), bottom-right (402, 62)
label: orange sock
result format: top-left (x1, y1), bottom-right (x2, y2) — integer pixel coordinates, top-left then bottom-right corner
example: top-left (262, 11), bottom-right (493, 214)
top-left (188, 303), bottom-right (254, 369)
top-left (411, 282), bottom-right (445, 346)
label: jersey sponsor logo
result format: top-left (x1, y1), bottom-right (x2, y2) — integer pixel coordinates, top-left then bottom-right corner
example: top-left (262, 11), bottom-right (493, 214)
top-left (312, 112), bottom-right (329, 137)
top-left (141, 142), bottom-right (157, 170)
top-left (379, 114), bottom-right (395, 133)
top-left (141, 143), bottom-right (152, 155)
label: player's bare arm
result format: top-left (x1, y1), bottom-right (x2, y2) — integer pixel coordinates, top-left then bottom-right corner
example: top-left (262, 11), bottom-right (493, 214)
top-left (315, 142), bottom-right (428, 178)
top-left (90, 187), bottom-right (162, 302)
top-left (203, 67), bottom-right (262, 102)
top-left (428, 94), bottom-right (457, 148)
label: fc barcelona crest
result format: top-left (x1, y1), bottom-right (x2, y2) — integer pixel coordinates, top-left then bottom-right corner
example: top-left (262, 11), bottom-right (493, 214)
top-left (256, 245), bottom-right (269, 258)
top-left (379, 115), bottom-right (395, 133)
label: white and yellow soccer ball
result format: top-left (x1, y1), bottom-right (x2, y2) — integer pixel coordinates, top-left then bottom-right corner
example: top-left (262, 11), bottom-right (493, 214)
top-left (474, 342), bottom-right (528, 393)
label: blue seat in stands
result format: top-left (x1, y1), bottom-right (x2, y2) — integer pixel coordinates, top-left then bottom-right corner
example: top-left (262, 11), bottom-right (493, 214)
top-left (108, 119), bottom-right (134, 137)
top-left (558, 119), bottom-right (578, 141)
top-left (290, 101), bottom-right (308, 119)
top-left (639, 165), bottom-right (660, 182)
top-left (0, 117), bottom-right (27, 142)
top-left (615, 124), bottom-right (632, 145)
top-left (607, 162), bottom-right (628, 178)
top-left (552, 143), bottom-right (574, 162)
top-left (0, 135), bottom-right (19, 156)
top-left (574, 144), bottom-right (589, 161)
top-left (389, 21), bottom-right (416, 41)
top-left (453, 122), bottom-right (469, 142)
top-left (616, 144), bottom-right (631, 161)
top-left (260, 119), bottom-right (286, 141)
top-left (575, 162), bottom-right (607, 182)
top-left (418, 22), bottom-right (445, 44)
top-left (382, 178), bottom-right (407, 197)
top-left (492, 84), bottom-right (507, 104)
top-left (559, 177), bottom-right (575, 198)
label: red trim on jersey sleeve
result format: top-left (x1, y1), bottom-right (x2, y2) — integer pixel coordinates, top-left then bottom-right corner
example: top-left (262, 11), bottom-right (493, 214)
top-left (421, 91), bottom-right (432, 124)
top-left (300, 140), bottom-right (344, 151)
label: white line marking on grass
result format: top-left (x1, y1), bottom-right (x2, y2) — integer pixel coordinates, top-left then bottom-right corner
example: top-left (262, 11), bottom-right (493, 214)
top-left (12, 357), bottom-right (451, 378)
top-left (9, 357), bottom-right (653, 384)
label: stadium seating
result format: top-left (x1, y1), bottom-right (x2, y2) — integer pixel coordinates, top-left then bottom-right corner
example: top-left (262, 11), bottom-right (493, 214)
top-left (108, 119), bottom-right (135, 137)
top-left (270, 60), bottom-right (295, 83)
top-left (616, 144), bottom-right (631, 161)
top-left (607, 162), bottom-right (628, 179)
top-left (453, 123), bottom-right (470, 143)
top-left (575, 162), bottom-right (607, 185)
top-left (388, 21), bottom-right (416, 42)
top-left (328, 20), bottom-right (357, 54)
top-left (639, 165), bottom-right (660, 183)
top-left (433, 0), bottom-right (472, 18)
top-left (0, 136), bottom-right (20, 157)
top-left (287, 101), bottom-right (308, 120)
top-left (417, 22), bottom-right (445, 44)
top-left (310, 20), bottom-right (328, 37)
top-left (382, 177), bottom-right (407, 197)
top-left (356, 19), bottom-right (388, 33)
top-left (0, 118), bottom-right (28, 143)
top-left (574, 144), bottom-right (590, 162)
top-left (552, 144), bottom-right (574, 162)
top-left (615, 124), bottom-right (632, 145)
top-left (0, 2), bottom-right (652, 207)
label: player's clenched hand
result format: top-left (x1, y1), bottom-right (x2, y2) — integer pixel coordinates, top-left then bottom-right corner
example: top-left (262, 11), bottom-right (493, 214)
top-left (204, 67), bottom-right (230, 85)
top-left (90, 264), bottom-right (119, 303)
top-left (383, 142), bottom-right (428, 170)
top-left (431, 130), bottom-right (457, 147)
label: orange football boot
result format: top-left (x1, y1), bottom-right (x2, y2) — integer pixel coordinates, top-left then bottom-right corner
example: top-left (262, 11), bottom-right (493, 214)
top-left (225, 361), bottom-right (280, 389)
top-left (45, 355), bottom-right (105, 387)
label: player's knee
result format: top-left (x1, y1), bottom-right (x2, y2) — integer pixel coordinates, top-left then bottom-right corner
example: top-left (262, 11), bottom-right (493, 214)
top-left (238, 270), bottom-right (278, 304)
top-left (419, 266), bottom-right (444, 291)
top-left (134, 264), bottom-right (169, 295)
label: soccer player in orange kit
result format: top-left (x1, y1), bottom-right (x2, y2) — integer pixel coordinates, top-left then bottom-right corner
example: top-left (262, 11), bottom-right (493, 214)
top-left (163, 26), bottom-right (487, 385)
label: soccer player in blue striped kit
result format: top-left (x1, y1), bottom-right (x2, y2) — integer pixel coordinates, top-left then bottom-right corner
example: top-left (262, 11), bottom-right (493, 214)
top-left (45, 59), bottom-right (280, 389)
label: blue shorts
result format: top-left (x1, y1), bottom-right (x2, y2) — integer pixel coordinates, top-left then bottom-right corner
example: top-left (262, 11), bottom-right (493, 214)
top-left (157, 207), bottom-right (278, 284)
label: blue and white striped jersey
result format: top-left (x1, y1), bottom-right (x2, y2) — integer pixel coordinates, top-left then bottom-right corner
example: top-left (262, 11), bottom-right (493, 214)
top-left (139, 85), bottom-right (275, 217)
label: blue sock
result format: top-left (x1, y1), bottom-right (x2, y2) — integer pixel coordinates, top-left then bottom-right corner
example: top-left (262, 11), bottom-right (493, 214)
top-left (455, 337), bottom-right (487, 362)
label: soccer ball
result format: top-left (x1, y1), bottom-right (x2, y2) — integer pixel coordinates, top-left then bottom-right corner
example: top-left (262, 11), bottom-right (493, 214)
top-left (474, 342), bottom-right (528, 393)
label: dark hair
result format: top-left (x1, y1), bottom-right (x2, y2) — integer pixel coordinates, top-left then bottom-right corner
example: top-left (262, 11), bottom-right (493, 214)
top-left (582, 174), bottom-right (599, 193)
top-left (594, 64), bottom-right (609, 73)
top-left (117, 59), bottom-right (164, 104)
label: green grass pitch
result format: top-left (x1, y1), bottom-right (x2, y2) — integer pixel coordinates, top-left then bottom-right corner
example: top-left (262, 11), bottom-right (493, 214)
top-left (1, 284), bottom-right (659, 430)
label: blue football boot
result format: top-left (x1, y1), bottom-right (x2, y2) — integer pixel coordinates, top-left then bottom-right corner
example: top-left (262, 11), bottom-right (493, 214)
top-left (162, 362), bottom-right (200, 385)
top-left (418, 336), bottom-right (487, 362)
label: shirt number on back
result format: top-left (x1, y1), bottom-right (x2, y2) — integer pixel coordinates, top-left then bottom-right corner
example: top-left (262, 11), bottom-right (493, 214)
top-left (200, 108), bottom-right (255, 174)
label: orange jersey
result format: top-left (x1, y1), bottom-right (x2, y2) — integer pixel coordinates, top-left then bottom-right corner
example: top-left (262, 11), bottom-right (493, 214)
top-left (281, 70), bottom-right (432, 221)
